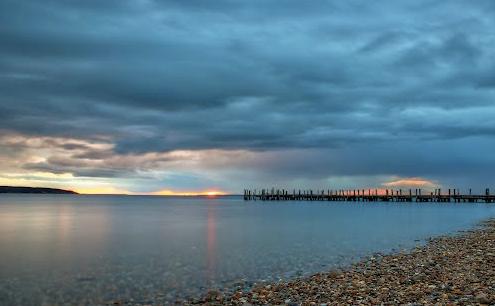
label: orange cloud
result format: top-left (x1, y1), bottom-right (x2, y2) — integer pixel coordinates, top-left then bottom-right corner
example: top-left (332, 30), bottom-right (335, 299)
top-left (383, 177), bottom-right (438, 188)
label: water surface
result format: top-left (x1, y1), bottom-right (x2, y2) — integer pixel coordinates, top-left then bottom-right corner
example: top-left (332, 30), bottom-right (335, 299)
top-left (1, 195), bottom-right (495, 305)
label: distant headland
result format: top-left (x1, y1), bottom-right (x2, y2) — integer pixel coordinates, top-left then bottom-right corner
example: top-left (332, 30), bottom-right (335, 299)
top-left (0, 186), bottom-right (78, 194)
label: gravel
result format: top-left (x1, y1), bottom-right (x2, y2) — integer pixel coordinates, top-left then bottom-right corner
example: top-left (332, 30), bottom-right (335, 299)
top-left (187, 219), bottom-right (495, 305)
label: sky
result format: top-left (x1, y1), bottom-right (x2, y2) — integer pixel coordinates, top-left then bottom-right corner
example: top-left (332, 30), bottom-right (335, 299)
top-left (1, 0), bottom-right (495, 194)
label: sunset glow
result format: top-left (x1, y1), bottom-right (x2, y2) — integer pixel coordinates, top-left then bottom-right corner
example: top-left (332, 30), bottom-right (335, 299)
top-left (1, 1), bottom-right (495, 304)
top-left (73, 187), bottom-right (132, 195)
top-left (1, 0), bottom-right (494, 197)
top-left (151, 189), bottom-right (228, 197)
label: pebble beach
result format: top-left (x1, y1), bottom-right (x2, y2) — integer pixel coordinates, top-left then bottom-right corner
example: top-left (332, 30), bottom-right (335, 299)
top-left (188, 219), bottom-right (495, 305)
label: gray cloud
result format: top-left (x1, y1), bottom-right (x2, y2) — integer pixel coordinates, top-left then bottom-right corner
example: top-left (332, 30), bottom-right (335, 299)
top-left (1, 0), bottom-right (495, 190)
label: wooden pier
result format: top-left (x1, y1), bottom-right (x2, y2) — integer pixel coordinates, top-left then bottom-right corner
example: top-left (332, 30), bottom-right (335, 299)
top-left (243, 188), bottom-right (495, 203)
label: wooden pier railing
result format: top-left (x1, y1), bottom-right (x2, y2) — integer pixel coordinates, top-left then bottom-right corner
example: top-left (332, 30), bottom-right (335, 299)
top-left (243, 188), bottom-right (495, 203)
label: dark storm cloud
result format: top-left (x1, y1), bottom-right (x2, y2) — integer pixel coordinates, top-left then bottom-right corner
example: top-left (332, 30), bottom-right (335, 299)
top-left (1, 0), bottom-right (495, 187)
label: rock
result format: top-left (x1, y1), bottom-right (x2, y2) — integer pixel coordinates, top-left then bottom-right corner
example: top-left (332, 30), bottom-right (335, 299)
top-left (187, 219), bottom-right (495, 306)
top-left (475, 293), bottom-right (490, 304)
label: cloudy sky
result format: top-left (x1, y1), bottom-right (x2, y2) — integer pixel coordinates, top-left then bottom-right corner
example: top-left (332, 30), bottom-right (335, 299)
top-left (1, 0), bottom-right (495, 194)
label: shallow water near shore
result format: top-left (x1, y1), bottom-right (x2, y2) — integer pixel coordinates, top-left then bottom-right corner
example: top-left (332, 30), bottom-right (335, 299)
top-left (1, 195), bottom-right (495, 305)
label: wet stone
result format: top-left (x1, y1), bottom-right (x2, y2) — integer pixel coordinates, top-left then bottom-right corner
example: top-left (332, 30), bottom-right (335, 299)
top-left (185, 219), bottom-right (495, 305)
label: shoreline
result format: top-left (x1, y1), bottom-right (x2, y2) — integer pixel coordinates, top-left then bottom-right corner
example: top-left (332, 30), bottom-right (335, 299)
top-left (187, 219), bottom-right (495, 305)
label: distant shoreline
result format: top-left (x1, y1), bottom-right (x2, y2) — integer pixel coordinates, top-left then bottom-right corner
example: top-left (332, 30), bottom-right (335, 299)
top-left (0, 186), bottom-right (78, 194)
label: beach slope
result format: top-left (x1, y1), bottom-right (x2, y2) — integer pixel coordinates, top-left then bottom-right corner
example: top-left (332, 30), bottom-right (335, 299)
top-left (191, 220), bottom-right (495, 305)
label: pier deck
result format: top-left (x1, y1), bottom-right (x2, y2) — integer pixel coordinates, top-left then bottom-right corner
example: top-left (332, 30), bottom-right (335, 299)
top-left (243, 188), bottom-right (495, 203)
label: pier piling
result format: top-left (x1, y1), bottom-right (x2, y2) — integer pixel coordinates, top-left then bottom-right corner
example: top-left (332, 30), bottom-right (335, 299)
top-left (244, 187), bottom-right (495, 203)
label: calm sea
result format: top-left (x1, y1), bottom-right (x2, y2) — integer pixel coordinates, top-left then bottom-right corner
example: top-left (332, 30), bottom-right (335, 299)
top-left (1, 194), bottom-right (495, 305)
